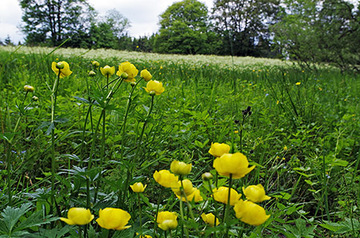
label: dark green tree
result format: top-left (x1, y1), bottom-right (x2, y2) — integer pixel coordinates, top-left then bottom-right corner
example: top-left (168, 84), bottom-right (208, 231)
top-left (272, 0), bottom-right (360, 71)
top-left (20, 0), bottom-right (94, 47)
top-left (212, 0), bottom-right (280, 56)
top-left (154, 0), bottom-right (214, 54)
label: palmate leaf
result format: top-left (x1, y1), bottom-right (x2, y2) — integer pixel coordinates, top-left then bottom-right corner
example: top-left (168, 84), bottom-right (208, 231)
top-left (0, 203), bottom-right (32, 234)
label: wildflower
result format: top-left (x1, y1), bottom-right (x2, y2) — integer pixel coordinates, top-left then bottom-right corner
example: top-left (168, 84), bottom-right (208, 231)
top-left (88, 70), bottom-right (96, 77)
top-left (170, 160), bottom-right (192, 175)
top-left (136, 233), bottom-right (152, 238)
top-left (96, 208), bottom-right (131, 230)
top-left (52, 61), bottom-right (72, 78)
top-left (60, 207), bottom-right (94, 225)
top-left (24, 85), bottom-right (34, 92)
top-left (130, 182), bottom-right (147, 193)
top-left (212, 186), bottom-right (241, 206)
top-left (172, 179), bottom-right (195, 197)
top-left (153, 170), bottom-right (179, 188)
top-left (32, 96), bottom-right (39, 101)
top-left (201, 172), bottom-right (213, 181)
top-left (157, 211), bottom-right (178, 231)
top-left (208, 142), bottom-right (231, 157)
top-left (201, 213), bottom-right (219, 227)
top-left (144, 80), bottom-right (165, 95)
top-left (233, 200), bottom-right (270, 226)
top-left (100, 65), bottom-right (115, 77)
top-left (91, 61), bottom-right (100, 67)
top-left (140, 69), bottom-right (152, 82)
top-left (242, 184), bottom-right (271, 203)
top-left (213, 152), bottom-right (255, 179)
top-left (276, 100), bottom-right (280, 105)
top-left (116, 61), bottom-right (138, 82)
top-left (175, 187), bottom-right (203, 202)
top-left (283, 145), bottom-right (288, 151)
top-left (296, 82), bottom-right (301, 85)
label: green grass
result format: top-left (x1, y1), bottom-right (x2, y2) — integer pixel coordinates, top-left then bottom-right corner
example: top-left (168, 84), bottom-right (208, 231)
top-left (0, 45), bottom-right (359, 237)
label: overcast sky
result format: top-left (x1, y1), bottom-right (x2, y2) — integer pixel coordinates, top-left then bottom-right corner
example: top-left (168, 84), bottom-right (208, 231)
top-left (0, 0), bottom-right (213, 44)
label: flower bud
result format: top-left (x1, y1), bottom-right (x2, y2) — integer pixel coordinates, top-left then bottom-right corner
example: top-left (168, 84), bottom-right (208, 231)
top-left (32, 96), bottom-right (39, 101)
top-left (24, 85), bottom-right (34, 92)
top-left (202, 172), bottom-right (213, 181)
top-left (88, 70), bottom-right (96, 77)
top-left (91, 60), bottom-right (100, 67)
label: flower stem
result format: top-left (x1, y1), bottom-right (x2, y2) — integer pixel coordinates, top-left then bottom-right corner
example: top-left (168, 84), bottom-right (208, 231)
top-left (137, 94), bottom-right (154, 163)
top-left (224, 174), bottom-right (233, 238)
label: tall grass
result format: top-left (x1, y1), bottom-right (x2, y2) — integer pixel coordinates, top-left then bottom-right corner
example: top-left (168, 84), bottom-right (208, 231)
top-left (0, 46), bottom-right (359, 237)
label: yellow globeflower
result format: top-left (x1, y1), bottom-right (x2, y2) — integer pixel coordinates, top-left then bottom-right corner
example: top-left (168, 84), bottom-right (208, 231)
top-left (116, 61), bottom-right (138, 82)
top-left (96, 208), bottom-right (131, 230)
top-left (24, 85), bottom-right (34, 92)
top-left (242, 184), bottom-right (271, 203)
top-left (208, 142), bottom-right (231, 157)
top-left (170, 160), bottom-right (192, 175)
top-left (91, 60), bottom-right (100, 67)
top-left (51, 61), bottom-right (72, 78)
top-left (153, 170), bottom-right (179, 188)
top-left (157, 211), bottom-right (178, 231)
top-left (60, 207), bottom-right (94, 225)
top-left (212, 186), bottom-right (241, 206)
top-left (130, 182), bottom-right (147, 193)
top-left (172, 179), bottom-right (195, 197)
top-left (201, 213), bottom-right (220, 227)
top-left (213, 152), bottom-right (255, 179)
top-left (140, 69), bottom-right (152, 81)
top-left (136, 233), bottom-right (152, 238)
top-left (144, 80), bottom-right (165, 95)
top-left (100, 65), bottom-right (115, 77)
top-left (233, 200), bottom-right (270, 226)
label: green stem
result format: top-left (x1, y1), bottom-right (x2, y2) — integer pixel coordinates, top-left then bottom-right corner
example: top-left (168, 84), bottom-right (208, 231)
top-left (224, 174), bottom-right (233, 238)
top-left (207, 180), bottom-right (218, 236)
top-left (138, 193), bottom-right (142, 235)
top-left (6, 141), bottom-right (12, 205)
top-left (137, 94), bottom-right (154, 163)
top-left (179, 179), bottom-right (189, 238)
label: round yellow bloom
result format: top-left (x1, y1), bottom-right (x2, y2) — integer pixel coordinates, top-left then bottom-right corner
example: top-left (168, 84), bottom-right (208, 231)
top-left (60, 207), bottom-right (94, 225)
top-left (130, 182), bottom-right (147, 193)
top-left (52, 61), bottom-right (72, 78)
top-left (212, 186), bottom-right (241, 206)
top-left (233, 200), bottom-right (270, 226)
top-left (144, 80), bottom-right (165, 95)
top-left (96, 208), bottom-right (131, 230)
top-left (100, 65), bottom-right (115, 77)
top-left (157, 211), bottom-right (178, 231)
top-left (201, 213), bottom-right (219, 227)
top-left (140, 69), bottom-right (152, 81)
top-left (136, 233), bottom-right (152, 238)
top-left (242, 184), bottom-right (271, 203)
top-left (202, 172), bottom-right (213, 181)
top-left (170, 160), bottom-right (192, 175)
top-left (213, 152), bottom-right (255, 179)
top-left (91, 60), bottom-right (100, 67)
top-left (116, 61), bottom-right (138, 82)
top-left (172, 179), bottom-right (195, 197)
top-left (24, 85), bottom-right (34, 92)
top-left (208, 142), bottom-right (231, 157)
top-left (153, 170), bottom-right (179, 188)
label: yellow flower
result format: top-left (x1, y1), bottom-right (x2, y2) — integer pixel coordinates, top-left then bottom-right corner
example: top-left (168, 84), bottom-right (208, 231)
top-left (212, 186), bottom-right (241, 206)
top-left (144, 80), bottom-right (165, 95)
top-left (116, 61), bottom-right (138, 82)
top-left (60, 207), bottom-right (94, 225)
top-left (208, 142), bottom-right (231, 157)
top-left (91, 60), bottom-right (100, 67)
top-left (24, 85), bottom-right (34, 92)
top-left (283, 145), bottom-right (288, 151)
top-left (100, 65), bottom-right (115, 77)
top-left (170, 160), bottom-right (192, 175)
top-left (140, 69), bottom-right (152, 82)
top-left (175, 187), bottom-right (203, 202)
top-left (296, 82), bottom-right (301, 85)
top-left (201, 213), bottom-right (219, 227)
top-left (172, 179), bottom-right (195, 197)
top-left (96, 208), bottom-right (131, 230)
top-left (213, 152), bottom-right (255, 179)
top-left (153, 170), bottom-right (179, 188)
top-left (136, 233), bottom-right (152, 238)
top-left (233, 200), bottom-right (270, 226)
top-left (201, 172), bottom-right (213, 181)
top-left (242, 184), bottom-right (271, 203)
top-left (156, 211), bottom-right (178, 231)
top-left (130, 182), bottom-right (147, 193)
top-left (51, 61), bottom-right (72, 78)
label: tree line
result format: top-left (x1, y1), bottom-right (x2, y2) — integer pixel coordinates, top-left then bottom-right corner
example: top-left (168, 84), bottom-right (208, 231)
top-left (12, 0), bottom-right (360, 71)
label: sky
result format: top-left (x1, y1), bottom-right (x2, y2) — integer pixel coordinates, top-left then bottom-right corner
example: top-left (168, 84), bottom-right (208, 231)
top-left (0, 0), bottom-right (214, 44)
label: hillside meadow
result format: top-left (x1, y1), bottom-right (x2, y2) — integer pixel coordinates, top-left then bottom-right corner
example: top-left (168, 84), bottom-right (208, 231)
top-left (0, 45), bottom-right (359, 237)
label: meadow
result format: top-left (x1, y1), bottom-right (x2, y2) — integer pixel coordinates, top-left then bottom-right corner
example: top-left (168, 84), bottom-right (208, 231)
top-left (0, 45), bottom-right (359, 237)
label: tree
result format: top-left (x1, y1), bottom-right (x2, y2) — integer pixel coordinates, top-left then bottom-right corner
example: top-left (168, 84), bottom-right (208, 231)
top-left (20, 0), bottom-right (94, 47)
top-left (272, 0), bottom-right (360, 71)
top-left (154, 0), bottom-right (214, 54)
top-left (212, 0), bottom-right (280, 56)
